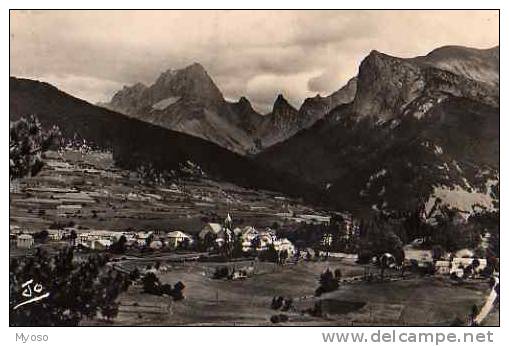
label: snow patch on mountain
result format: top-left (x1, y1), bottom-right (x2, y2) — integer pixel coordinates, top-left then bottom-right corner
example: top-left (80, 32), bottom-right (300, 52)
top-left (152, 96), bottom-right (181, 110)
top-left (425, 182), bottom-right (496, 216)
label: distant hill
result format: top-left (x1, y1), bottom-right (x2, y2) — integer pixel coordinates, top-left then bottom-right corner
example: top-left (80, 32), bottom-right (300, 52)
top-left (9, 77), bottom-right (318, 201)
top-left (257, 46), bottom-right (499, 216)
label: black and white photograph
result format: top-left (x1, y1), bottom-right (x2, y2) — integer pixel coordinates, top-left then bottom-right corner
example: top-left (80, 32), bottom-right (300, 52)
top-left (7, 8), bottom-right (500, 330)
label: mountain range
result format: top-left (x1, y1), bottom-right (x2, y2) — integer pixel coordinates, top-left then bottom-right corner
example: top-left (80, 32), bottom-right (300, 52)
top-left (9, 76), bottom-right (319, 202)
top-left (258, 45), bottom-right (499, 216)
top-left (10, 45), bottom-right (499, 217)
top-left (100, 62), bottom-right (356, 154)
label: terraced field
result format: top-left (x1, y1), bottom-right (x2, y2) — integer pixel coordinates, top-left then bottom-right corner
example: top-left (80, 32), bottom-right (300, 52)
top-left (9, 149), bottom-right (327, 237)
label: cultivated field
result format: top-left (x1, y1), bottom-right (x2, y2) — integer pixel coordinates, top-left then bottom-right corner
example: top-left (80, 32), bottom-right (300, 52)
top-left (82, 258), bottom-right (491, 326)
top-left (9, 149), bottom-right (326, 237)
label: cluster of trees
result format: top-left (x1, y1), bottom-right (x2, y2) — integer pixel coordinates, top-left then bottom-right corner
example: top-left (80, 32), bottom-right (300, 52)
top-left (357, 215), bottom-right (405, 265)
top-left (10, 248), bottom-right (131, 326)
top-left (10, 115), bottom-right (133, 326)
top-left (10, 115), bottom-right (60, 180)
top-left (109, 235), bottom-right (128, 254)
top-left (355, 202), bottom-right (499, 264)
top-left (258, 244), bottom-right (289, 264)
top-left (141, 272), bottom-right (185, 301)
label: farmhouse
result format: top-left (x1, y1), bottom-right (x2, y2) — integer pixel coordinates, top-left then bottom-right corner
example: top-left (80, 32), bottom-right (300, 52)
top-left (17, 234), bottom-right (34, 249)
top-left (149, 240), bottom-right (164, 250)
top-left (199, 223), bottom-right (223, 239)
top-left (257, 228), bottom-right (276, 250)
top-left (273, 238), bottom-right (296, 255)
top-left (403, 244), bottom-right (433, 266)
top-left (451, 257), bottom-right (487, 274)
top-left (90, 239), bottom-right (112, 250)
top-left (166, 231), bottom-right (193, 248)
top-left (47, 229), bottom-right (64, 241)
top-left (435, 260), bottom-right (451, 275)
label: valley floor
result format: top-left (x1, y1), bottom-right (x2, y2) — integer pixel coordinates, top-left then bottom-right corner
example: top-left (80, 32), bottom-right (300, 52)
top-left (9, 149), bottom-right (498, 326)
top-left (82, 257), bottom-right (492, 326)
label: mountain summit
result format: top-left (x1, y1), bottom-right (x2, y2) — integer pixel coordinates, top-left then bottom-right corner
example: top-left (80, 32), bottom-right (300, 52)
top-left (101, 63), bottom-right (345, 154)
top-left (258, 45), bottom-right (499, 215)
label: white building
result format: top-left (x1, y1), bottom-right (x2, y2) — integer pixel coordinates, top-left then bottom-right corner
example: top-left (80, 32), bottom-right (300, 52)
top-left (149, 240), bottom-right (163, 250)
top-left (47, 229), bottom-right (64, 241)
top-left (403, 245), bottom-right (433, 266)
top-left (90, 239), bottom-right (112, 250)
top-left (273, 238), bottom-right (296, 255)
top-left (238, 226), bottom-right (259, 252)
top-left (17, 234), bottom-right (34, 249)
top-left (451, 258), bottom-right (487, 275)
top-left (166, 231), bottom-right (193, 248)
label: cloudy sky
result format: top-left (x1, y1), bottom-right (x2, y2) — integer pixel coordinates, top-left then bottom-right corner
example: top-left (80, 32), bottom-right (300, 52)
top-left (10, 10), bottom-right (499, 112)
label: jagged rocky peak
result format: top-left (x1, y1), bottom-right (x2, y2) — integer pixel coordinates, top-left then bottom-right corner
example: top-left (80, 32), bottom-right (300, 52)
top-left (113, 82), bottom-right (147, 99)
top-left (272, 93), bottom-right (297, 113)
top-left (238, 96), bottom-right (252, 107)
top-left (151, 62), bottom-right (224, 104)
top-left (235, 96), bottom-right (259, 114)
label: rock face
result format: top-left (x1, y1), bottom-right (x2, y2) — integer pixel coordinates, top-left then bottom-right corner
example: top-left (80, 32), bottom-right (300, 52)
top-left (414, 45), bottom-right (499, 87)
top-left (102, 63), bottom-right (354, 154)
top-left (257, 46), bottom-right (499, 216)
top-left (352, 49), bottom-right (498, 120)
top-left (102, 63), bottom-right (257, 154)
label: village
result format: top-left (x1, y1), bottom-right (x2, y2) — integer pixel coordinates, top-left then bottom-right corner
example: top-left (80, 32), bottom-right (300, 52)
top-left (10, 210), bottom-right (496, 284)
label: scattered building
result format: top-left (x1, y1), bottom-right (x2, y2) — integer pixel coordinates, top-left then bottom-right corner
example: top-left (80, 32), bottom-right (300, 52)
top-left (403, 245), bottom-right (433, 266)
top-left (199, 223), bottom-right (223, 240)
top-left (17, 234), bottom-right (34, 249)
top-left (90, 239), bottom-right (112, 250)
top-left (166, 231), bottom-right (193, 248)
top-left (273, 238), bottom-right (296, 255)
top-left (451, 257), bottom-right (487, 275)
top-left (149, 240), bottom-right (163, 250)
top-left (435, 260), bottom-right (451, 275)
top-left (47, 229), bottom-right (65, 241)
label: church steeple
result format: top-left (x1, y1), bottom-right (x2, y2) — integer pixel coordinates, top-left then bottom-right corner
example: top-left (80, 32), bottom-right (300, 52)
top-left (224, 213), bottom-right (233, 231)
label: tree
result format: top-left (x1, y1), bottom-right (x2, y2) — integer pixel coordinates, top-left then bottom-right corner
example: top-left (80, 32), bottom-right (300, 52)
top-left (334, 268), bottom-right (342, 281)
top-left (172, 281), bottom-right (186, 301)
top-left (231, 233), bottom-right (244, 258)
top-left (33, 230), bottom-right (49, 243)
top-left (202, 232), bottom-right (217, 252)
top-left (129, 268), bottom-right (140, 281)
top-left (279, 250), bottom-right (289, 265)
top-left (141, 272), bottom-right (161, 295)
top-left (357, 216), bottom-right (403, 265)
top-left (10, 247), bottom-right (130, 326)
top-left (110, 236), bottom-right (127, 254)
top-left (69, 230), bottom-right (77, 247)
top-left (315, 268), bottom-right (339, 296)
top-left (432, 245), bottom-right (445, 261)
top-left (259, 243), bottom-right (279, 263)
top-left (10, 115), bottom-right (60, 180)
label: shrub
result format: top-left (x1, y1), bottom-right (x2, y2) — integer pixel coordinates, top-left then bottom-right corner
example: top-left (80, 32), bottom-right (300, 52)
top-left (212, 266), bottom-right (230, 279)
top-left (315, 268), bottom-right (339, 296)
top-left (270, 314), bottom-right (289, 323)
